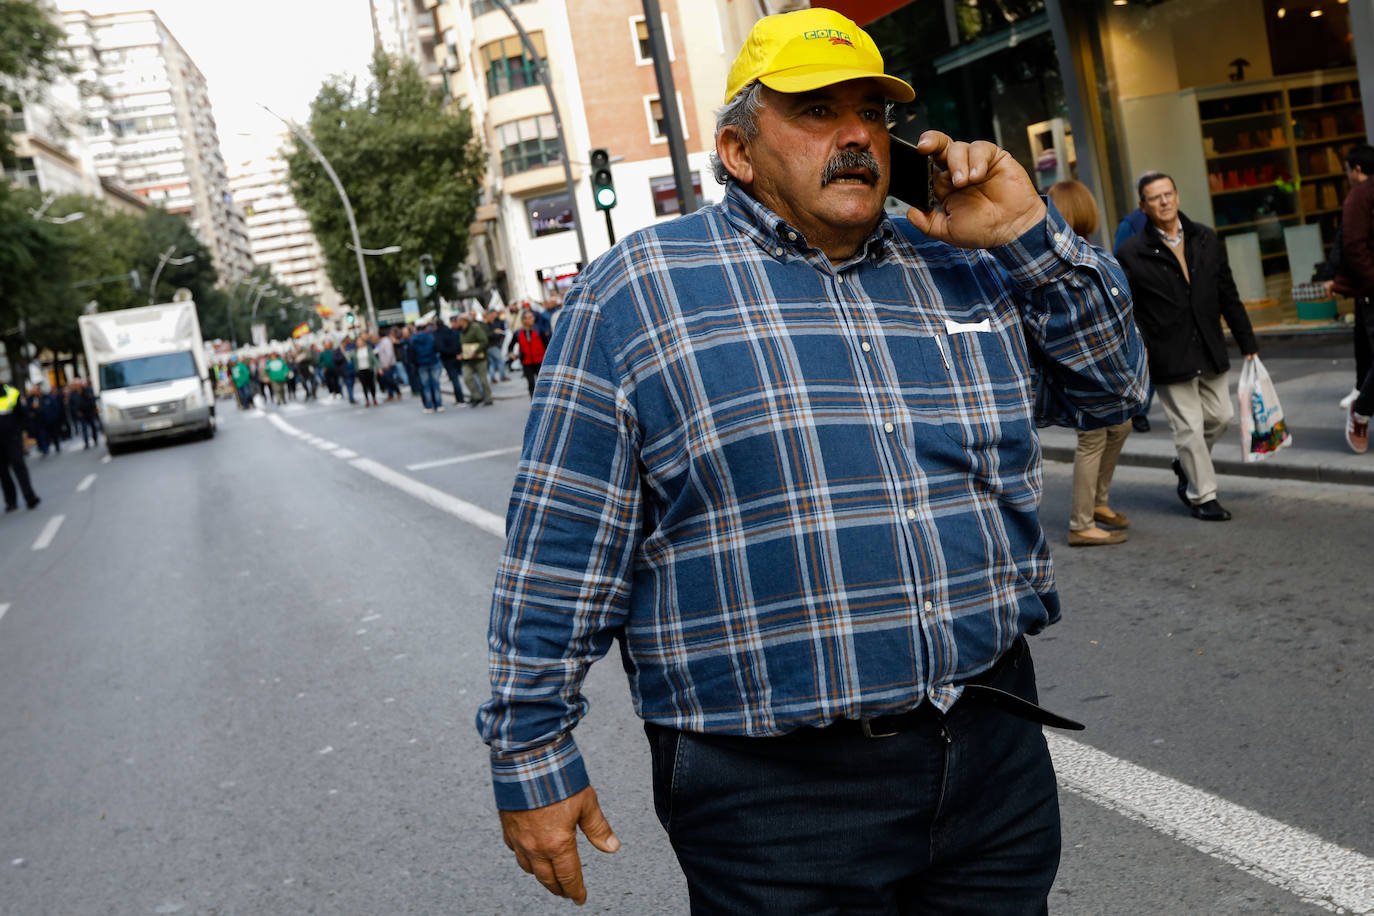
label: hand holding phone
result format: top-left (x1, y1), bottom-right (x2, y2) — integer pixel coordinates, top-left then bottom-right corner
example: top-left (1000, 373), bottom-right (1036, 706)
top-left (888, 135), bottom-right (935, 213)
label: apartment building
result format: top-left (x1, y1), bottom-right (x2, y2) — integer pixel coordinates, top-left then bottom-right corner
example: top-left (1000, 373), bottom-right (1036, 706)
top-left (372, 0), bottom-right (445, 92)
top-left (416, 0), bottom-right (790, 305)
top-left (228, 152), bottom-right (342, 316)
top-left (61, 8), bottom-right (254, 282)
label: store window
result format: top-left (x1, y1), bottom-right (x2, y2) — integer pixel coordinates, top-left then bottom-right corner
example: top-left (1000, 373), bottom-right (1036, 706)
top-left (526, 193), bottom-right (574, 237)
top-left (482, 32), bottom-right (546, 97)
top-left (496, 115), bottom-right (562, 175)
top-left (649, 172), bottom-right (703, 217)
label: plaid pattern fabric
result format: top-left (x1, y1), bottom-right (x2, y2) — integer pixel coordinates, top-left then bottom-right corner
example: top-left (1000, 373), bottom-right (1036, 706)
top-left (479, 183), bottom-right (1148, 810)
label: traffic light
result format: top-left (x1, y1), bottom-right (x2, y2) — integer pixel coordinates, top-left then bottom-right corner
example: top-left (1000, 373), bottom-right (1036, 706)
top-left (346, 312), bottom-right (356, 326)
top-left (420, 254), bottom-right (438, 294)
top-left (591, 148), bottom-right (616, 211)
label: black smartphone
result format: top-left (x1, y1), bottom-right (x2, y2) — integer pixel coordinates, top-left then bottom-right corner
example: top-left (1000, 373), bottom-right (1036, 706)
top-left (888, 135), bottom-right (935, 212)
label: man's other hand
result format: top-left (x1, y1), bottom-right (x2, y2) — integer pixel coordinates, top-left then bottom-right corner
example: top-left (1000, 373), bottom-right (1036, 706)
top-left (906, 131), bottom-right (1047, 249)
top-left (499, 786), bottom-right (620, 905)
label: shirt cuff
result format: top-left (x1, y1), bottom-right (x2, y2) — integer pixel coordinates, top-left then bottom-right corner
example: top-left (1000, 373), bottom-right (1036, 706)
top-left (989, 199), bottom-right (1084, 291)
top-left (490, 734), bottom-right (590, 811)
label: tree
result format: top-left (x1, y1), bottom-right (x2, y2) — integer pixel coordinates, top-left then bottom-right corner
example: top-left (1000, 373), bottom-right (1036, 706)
top-left (0, 183), bottom-right (75, 377)
top-left (286, 50), bottom-right (485, 319)
top-left (212, 265), bottom-right (316, 347)
top-left (0, 0), bottom-right (75, 162)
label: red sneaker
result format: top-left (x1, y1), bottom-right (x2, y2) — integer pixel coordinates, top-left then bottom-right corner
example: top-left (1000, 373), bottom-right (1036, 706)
top-left (1347, 405), bottom-right (1369, 454)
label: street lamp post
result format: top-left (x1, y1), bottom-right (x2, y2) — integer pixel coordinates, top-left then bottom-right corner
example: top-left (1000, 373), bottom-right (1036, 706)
top-left (148, 246), bottom-right (195, 306)
top-left (263, 104), bottom-right (379, 335)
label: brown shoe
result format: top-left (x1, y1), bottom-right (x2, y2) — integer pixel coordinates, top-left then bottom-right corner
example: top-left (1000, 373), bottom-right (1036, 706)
top-left (1093, 507), bottom-right (1130, 529)
top-left (1068, 528), bottom-right (1128, 547)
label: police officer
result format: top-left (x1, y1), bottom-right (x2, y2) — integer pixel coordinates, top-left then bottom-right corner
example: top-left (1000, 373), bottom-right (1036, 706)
top-left (1, 381), bottom-right (41, 512)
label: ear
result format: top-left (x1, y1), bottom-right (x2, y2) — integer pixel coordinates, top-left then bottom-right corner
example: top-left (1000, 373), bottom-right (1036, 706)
top-left (715, 126), bottom-right (754, 186)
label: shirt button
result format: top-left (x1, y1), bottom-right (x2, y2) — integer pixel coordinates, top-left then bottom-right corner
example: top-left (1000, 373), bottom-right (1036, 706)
top-left (837, 275), bottom-right (845, 284)
top-left (787, 231), bottom-right (797, 241)
top-left (1110, 286), bottom-right (1120, 296)
top-left (883, 422), bottom-right (894, 433)
top-left (773, 247), bottom-right (784, 257)
top-left (861, 341), bottom-right (871, 352)
top-left (923, 600), bottom-right (933, 612)
top-left (1053, 232), bottom-right (1064, 242)
top-left (905, 509), bottom-right (917, 521)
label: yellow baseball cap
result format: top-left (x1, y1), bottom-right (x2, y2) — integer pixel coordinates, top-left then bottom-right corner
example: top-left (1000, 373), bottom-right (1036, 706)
top-left (724, 8), bottom-right (915, 106)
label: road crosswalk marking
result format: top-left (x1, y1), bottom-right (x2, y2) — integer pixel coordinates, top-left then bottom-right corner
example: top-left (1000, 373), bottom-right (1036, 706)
top-left (76, 474), bottom-right (96, 493)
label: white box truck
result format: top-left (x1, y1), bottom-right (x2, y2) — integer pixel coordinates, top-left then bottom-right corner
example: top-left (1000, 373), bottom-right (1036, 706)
top-left (78, 301), bottom-right (215, 453)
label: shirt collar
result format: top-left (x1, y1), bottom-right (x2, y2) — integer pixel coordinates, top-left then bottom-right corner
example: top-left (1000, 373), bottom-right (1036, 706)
top-left (722, 180), bottom-right (896, 267)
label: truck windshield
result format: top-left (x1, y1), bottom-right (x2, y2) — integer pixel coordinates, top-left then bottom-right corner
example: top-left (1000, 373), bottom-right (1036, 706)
top-left (100, 351), bottom-right (198, 390)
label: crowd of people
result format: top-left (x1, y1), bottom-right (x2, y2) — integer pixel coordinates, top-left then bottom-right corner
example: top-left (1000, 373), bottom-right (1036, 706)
top-left (215, 303), bottom-right (558, 413)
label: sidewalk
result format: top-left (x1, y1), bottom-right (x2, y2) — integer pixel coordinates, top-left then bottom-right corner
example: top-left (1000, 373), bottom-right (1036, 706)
top-left (1036, 329), bottom-right (1374, 488)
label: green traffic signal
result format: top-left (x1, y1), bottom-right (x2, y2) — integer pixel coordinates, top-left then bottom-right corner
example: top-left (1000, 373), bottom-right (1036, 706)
top-left (420, 254), bottom-right (438, 291)
top-left (591, 148), bottom-right (616, 211)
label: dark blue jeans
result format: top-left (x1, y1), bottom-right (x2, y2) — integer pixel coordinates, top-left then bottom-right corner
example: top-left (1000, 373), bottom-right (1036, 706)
top-left (646, 642), bottom-right (1060, 915)
top-left (417, 363), bottom-right (443, 409)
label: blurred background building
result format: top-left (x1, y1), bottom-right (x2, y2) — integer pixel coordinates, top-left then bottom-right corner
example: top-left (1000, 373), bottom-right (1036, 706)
top-left (229, 151), bottom-right (342, 316)
top-left (60, 8), bottom-right (253, 282)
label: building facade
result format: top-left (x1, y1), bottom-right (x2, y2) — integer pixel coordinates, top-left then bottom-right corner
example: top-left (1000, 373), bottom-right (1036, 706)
top-left (826, 0), bottom-right (1374, 310)
top-left (373, 0), bottom-right (445, 91)
top-left (60, 8), bottom-right (254, 283)
top-left (228, 152), bottom-right (342, 316)
top-left (415, 0), bottom-right (802, 305)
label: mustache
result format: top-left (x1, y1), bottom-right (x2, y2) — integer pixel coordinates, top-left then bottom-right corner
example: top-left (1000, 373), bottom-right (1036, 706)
top-left (821, 149), bottom-right (882, 186)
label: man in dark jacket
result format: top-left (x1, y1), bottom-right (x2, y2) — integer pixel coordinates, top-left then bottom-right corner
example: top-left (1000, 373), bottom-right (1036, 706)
top-left (1117, 171), bottom-right (1258, 521)
top-left (435, 315), bottom-right (467, 405)
top-left (0, 382), bottom-right (40, 511)
top-left (410, 322), bottom-right (443, 412)
top-left (1333, 144), bottom-right (1374, 453)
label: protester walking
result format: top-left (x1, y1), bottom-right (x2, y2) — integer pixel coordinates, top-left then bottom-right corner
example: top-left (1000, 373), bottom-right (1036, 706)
top-left (514, 309), bottom-right (548, 397)
top-left (0, 382), bottom-right (40, 511)
top-left (411, 322), bottom-right (443, 412)
top-left (436, 315), bottom-right (467, 405)
top-left (456, 313), bottom-right (492, 407)
top-left (1333, 144), bottom-right (1374, 453)
top-left (355, 333), bottom-right (380, 407)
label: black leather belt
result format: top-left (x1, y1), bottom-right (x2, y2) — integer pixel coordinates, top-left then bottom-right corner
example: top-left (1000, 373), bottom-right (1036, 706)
top-left (807, 639), bottom-right (1086, 739)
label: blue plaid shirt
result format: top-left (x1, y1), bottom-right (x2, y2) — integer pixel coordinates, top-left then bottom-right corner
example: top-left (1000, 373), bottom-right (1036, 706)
top-left (478, 182), bottom-right (1148, 811)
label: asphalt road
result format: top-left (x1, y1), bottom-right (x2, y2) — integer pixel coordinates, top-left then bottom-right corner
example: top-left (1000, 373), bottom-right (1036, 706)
top-left (0, 380), bottom-right (1369, 915)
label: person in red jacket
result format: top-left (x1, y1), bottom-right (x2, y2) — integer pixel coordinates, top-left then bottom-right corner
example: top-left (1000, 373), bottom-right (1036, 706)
top-left (1333, 144), bottom-right (1374, 453)
top-left (514, 309), bottom-right (548, 397)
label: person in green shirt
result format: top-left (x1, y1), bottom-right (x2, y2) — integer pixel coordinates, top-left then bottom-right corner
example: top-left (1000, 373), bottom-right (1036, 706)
top-left (229, 358), bottom-right (252, 410)
top-left (265, 352), bottom-right (289, 406)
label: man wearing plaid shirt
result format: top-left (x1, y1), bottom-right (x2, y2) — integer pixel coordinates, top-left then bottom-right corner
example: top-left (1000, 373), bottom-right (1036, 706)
top-left (478, 8), bottom-right (1147, 913)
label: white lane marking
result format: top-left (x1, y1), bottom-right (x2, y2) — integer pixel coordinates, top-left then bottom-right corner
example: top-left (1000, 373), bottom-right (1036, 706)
top-left (1048, 734), bottom-right (1374, 913)
top-left (266, 414), bottom-right (506, 537)
top-left (0, 603), bottom-right (9, 623)
top-left (31, 515), bottom-right (66, 551)
top-left (76, 473), bottom-right (97, 493)
top-left (349, 458), bottom-right (505, 538)
top-left (406, 446), bottom-right (522, 471)
top-left (333, 448), bottom-right (358, 460)
top-left (100, 455), bottom-right (111, 464)
top-left (314, 440), bottom-right (339, 451)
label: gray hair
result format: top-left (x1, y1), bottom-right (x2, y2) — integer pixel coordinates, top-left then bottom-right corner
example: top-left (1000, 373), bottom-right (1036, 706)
top-left (710, 81), bottom-right (767, 185)
top-left (709, 81), bottom-right (898, 185)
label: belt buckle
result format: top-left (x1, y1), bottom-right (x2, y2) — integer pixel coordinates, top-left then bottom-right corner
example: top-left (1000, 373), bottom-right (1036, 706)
top-left (860, 718), bottom-right (900, 739)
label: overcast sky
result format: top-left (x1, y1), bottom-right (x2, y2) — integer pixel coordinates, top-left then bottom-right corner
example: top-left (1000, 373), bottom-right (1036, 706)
top-left (57, 0), bottom-right (377, 167)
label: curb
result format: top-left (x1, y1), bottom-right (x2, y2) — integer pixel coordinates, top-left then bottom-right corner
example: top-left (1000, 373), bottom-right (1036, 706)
top-left (1039, 443), bottom-right (1374, 488)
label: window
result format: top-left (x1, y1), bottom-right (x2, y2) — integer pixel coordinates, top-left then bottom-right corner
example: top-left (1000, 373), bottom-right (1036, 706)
top-left (496, 115), bottom-right (562, 175)
top-left (630, 15), bottom-right (674, 65)
top-left (482, 32), bottom-right (546, 97)
top-left (644, 94), bottom-right (688, 142)
top-left (526, 193), bottom-right (574, 237)
top-left (650, 173), bottom-right (704, 217)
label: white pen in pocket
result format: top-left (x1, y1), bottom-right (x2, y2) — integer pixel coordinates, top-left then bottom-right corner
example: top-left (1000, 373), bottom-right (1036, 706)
top-left (934, 333), bottom-right (951, 370)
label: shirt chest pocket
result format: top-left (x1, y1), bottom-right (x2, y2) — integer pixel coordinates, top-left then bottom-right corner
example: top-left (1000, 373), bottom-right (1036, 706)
top-left (908, 325), bottom-right (1031, 450)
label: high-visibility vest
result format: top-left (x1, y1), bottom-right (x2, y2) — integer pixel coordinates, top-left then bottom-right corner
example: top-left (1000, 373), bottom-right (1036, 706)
top-left (0, 385), bottom-right (19, 415)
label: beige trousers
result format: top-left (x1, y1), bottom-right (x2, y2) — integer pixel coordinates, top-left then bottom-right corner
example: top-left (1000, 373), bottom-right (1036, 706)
top-left (1156, 371), bottom-right (1233, 505)
top-left (1069, 421), bottom-right (1132, 531)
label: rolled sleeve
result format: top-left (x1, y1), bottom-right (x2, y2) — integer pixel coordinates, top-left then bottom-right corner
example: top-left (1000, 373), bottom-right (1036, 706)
top-left (991, 200), bottom-right (1150, 429)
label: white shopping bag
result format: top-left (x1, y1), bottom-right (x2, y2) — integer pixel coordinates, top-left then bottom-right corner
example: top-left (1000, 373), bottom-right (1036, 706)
top-left (1237, 356), bottom-right (1292, 462)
